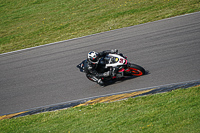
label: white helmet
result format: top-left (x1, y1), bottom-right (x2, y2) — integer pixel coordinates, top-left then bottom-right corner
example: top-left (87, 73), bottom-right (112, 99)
top-left (88, 51), bottom-right (99, 64)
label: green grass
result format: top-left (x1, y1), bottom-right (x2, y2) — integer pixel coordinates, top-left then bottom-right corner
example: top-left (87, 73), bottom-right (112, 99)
top-left (0, 86), bottom-right (200, 133)
top-left (0, 0), bottom-right (200, 53)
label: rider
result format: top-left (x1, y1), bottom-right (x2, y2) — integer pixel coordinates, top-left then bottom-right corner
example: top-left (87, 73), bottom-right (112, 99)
top-left (85, 49), bottom-right (119, 86)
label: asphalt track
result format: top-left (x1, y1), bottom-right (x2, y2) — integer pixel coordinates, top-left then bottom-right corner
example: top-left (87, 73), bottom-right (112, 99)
top-left (1, 12), bottom-right (200, 115)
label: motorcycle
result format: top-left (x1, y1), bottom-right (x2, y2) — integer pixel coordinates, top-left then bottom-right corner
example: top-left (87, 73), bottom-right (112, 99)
top-left (77, 53), bottom-right (145, 85)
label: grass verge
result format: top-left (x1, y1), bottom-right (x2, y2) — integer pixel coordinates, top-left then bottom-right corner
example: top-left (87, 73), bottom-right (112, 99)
top-left (0, 86), bottom-right (199, 133)
top-left (1, 0), bottom-right (200, 53)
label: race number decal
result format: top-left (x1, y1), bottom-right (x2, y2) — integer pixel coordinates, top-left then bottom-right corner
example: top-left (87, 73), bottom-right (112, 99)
top-left (119, 58), bottom-right (124, 63)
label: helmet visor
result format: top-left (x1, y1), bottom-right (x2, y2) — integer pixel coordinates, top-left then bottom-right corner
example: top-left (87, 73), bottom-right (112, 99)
top-left (90, 56), bottom-right (99, 63)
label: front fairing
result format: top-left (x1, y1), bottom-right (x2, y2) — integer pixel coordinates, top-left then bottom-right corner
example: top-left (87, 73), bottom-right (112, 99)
top-left (105, 54), bottom-right (127, 68)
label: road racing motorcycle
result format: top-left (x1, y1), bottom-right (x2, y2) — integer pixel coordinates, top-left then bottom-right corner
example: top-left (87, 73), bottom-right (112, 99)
top-left (77, 53), bottom-right (145, 85)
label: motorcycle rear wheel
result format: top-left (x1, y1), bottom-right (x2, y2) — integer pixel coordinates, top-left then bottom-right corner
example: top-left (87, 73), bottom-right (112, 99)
top-left (128, 64), bottom-right (145, 76)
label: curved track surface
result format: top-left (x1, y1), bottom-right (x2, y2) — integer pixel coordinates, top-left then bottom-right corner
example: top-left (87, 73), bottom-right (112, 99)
top-left (1, 12), bottom-right (200, 115)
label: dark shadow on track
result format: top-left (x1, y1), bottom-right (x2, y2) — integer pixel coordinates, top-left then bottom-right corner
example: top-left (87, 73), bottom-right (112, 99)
top-left (102, 70), bottom-right (150, 87)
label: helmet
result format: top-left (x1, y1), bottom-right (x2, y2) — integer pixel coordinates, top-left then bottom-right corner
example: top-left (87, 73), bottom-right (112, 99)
top-left (88, 51), bottom-right (99, 64)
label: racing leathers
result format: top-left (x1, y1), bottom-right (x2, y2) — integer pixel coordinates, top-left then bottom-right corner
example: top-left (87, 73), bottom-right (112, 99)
top-left (84, 49), bottom-right (118, 86)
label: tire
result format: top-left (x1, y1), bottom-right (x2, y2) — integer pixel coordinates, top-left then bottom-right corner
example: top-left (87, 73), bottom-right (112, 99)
top-left (128, 64), bottom-right (145, 76)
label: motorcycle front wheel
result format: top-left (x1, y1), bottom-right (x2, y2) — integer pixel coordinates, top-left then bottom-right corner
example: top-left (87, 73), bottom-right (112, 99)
top-left (127, 63), bottom-right (145, 76)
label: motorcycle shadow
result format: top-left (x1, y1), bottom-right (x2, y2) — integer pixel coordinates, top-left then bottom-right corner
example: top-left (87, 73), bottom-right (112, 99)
top-left (103, 70), bottom-right (150, 87)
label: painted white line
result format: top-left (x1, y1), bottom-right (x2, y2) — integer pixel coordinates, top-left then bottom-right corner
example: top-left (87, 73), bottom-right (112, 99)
top-left (1, 11), bottom-right (199, 56)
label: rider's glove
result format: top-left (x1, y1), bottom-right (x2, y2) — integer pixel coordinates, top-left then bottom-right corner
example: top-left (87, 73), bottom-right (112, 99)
top-left (103, 68), bottom-right (118, 77)
top-left (103, 71), bottom-right (111, 77)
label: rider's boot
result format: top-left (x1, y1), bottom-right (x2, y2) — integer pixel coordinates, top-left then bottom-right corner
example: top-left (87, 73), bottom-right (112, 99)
top-left (97, 79), bottom-right (105, 86)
